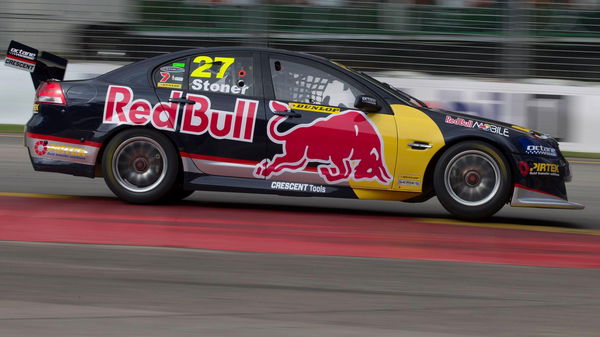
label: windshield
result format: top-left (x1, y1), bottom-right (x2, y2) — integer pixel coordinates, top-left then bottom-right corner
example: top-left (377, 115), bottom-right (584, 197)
top-left (358, 71), bottom-right (428, 109)
top-left (332, 61), bottom-right (428, 109)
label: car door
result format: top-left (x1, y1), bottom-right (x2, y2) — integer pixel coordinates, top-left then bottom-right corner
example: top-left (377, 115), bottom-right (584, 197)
top-left (256, 53), bottom-right (397, 191)
top-left (153, 52), bottom-right (267, 179)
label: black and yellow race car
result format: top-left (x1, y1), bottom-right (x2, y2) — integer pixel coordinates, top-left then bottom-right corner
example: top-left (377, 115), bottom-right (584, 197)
top-left (6, 40), bottom-right (583, 219)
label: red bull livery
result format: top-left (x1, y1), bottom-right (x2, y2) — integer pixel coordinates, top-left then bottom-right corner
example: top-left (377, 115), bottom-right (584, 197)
top-left (255, 101), bottom-right (392, 184)
top-left (8, 40), bottom-right (583, 219)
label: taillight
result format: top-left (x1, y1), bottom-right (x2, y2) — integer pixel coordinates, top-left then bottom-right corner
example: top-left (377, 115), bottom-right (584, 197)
top-left (35, 81), bottom-right (66, 105)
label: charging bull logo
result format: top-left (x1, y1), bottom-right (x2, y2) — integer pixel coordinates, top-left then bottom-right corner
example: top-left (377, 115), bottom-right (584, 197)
top-left (254, 101), bottom-right (392, 185)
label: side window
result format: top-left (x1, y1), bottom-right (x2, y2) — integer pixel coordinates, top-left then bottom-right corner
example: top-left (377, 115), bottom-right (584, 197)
top-left (270, 57), bottom-right (364, 108)
top-left (188, 54), bottom-right (255, 96)
top-left (153, 58), bottom-right (187, 89)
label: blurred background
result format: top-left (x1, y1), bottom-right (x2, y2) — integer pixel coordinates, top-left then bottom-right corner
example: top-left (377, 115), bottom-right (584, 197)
top-left (2, 0), bottom-right (600, 151)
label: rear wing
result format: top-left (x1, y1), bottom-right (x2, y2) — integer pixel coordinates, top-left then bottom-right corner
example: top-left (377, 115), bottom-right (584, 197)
top-left (4, 40), bottom-right (67, 89)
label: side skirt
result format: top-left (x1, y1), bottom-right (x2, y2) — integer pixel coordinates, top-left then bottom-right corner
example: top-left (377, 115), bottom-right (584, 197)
top-left (183, 173), bottom-right (359, 199)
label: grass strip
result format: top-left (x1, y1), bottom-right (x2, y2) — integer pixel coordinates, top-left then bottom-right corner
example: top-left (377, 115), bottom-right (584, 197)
top-left (562, 151), bottom-right (600, 159)
top-left (0, 124), bottom-right (24, 133)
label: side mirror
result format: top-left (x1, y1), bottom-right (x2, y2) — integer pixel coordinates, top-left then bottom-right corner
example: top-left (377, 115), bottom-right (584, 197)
top-left (354, 95), bottom-right (381, 113)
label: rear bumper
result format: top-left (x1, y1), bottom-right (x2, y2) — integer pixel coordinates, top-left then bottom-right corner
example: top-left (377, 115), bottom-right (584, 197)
top-left (510, 184), bottom-right (584, 210)
top-left (25, 132), bottom-right (100, 178)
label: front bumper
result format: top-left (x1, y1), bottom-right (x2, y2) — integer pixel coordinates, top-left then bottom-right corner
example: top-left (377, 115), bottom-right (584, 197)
top-left (511, 184), bottom-right (584, 210)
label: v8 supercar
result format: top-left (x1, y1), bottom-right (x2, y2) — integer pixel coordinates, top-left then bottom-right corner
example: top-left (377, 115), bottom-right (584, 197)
top-left (7, 40), bottom-right (583, 219)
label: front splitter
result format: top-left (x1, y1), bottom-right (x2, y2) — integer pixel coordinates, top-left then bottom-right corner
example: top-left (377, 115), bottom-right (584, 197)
top-left (511, 184), bottom-right (585, 210)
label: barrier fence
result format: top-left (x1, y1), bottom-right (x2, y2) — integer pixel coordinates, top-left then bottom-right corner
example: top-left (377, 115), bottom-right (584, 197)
top-left (3, 1), bottom-right (600, 81)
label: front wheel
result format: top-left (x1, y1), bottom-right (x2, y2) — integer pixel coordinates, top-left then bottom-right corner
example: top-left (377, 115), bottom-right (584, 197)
top-left (102, 128), bottom-right (180, 204)
top-left (433, 141), bottom-right (512, 220)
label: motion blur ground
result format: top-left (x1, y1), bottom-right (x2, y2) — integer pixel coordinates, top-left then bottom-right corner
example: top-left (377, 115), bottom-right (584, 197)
top-left (2, 133), bottom-right (600, 336)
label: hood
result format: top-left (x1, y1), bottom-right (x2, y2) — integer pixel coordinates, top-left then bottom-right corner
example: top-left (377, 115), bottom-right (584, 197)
top-left (431, 108), bottom-right (522, 132)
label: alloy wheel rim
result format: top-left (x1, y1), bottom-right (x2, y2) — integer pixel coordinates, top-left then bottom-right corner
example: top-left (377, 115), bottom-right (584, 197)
top-left (113, 136), bottom-right (167, 193)
top-left (444, 150), bottom-right (501, 207)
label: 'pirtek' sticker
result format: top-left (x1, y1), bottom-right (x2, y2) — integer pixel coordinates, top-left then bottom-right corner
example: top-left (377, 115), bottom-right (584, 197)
top-left (289, 102), bottom-right (340, 114)
top-left (529, 162), bottom-right (560, 176)
top-left (519, 161), bottom-right (560, 177)
top-left (103, 85), bottom-right (258, 142)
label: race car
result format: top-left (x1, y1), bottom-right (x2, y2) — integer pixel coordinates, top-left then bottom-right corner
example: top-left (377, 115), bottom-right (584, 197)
top-left (6, 40), bottom-right (584, 219)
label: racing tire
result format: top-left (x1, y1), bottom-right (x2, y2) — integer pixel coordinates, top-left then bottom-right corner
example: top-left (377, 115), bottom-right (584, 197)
top-left (433, 141), bottom-right (512, 220)
top-left (102, 128), bottom-right (180, 204)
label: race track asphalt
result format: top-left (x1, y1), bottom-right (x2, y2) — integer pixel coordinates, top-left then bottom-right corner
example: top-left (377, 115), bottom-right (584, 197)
top-left (1, 134), bottom-right (600, 336)
top-left (1, 134), bottom-right (598, 229)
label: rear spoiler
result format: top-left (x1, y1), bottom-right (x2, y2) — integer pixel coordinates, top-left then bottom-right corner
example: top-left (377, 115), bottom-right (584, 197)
top-left (4, 40), bottom-right (67, 89)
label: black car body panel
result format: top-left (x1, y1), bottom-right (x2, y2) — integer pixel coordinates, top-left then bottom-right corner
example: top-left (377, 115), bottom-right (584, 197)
top-left (11, 41), bottom-right (582, 214)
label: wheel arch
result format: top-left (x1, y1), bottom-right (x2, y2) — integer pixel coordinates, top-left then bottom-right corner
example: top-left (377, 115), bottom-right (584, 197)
top-left (94, 126), bottom-right (184, 178)
top-left (421, 135), bottom-right (517, 199)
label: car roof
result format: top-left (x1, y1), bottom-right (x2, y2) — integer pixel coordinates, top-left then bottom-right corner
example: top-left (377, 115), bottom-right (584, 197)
top-left (154, 46), bottom-right (329, 63)
top-left (99, 46), bottom-right (333, 85)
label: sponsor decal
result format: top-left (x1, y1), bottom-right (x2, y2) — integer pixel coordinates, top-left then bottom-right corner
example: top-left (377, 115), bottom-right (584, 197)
top-left (398, 174), bottom-right (421, 187)
top-left (190, 79), bottom-right (249, 95)
top-left (33, 140), bottom-right (87, 159)
top-left (255, 101), bottom-right (392, 185)
top-left (180, 93), bottom-right (258, 142)
top-left (33, 103), bottom-right (39, 113)
top-left (190, 56), bottom-right (235, 79)
top-left (526, 144), bottom-right (557, 157)
top-left (46, 144), bottom-right (87, 159)
top-left (358, 96), bottom-right (377, 106)
top-left (160, 66), bottom-right (185, 73)
top-left (518, 161), bottom-right (530, 176)
top-left (519, 161), bottom-right (559, 177)
top-left (5, 40), bottom-right (37, 72)
top-left (288, 102), bottom-right (340, 114)
top-left (34, 140), bottom-right (47, 156)
top-left (157, 82), bottom-right (182, 89)
top-left (529, 162), bottom-right (559, 176)
top-left (270, 181), bottom-right (326, 193)
top-left (445, 115), bottom-right (509, 137)
top-left (103, 85), bottom-right (259, 142)
top-left (518, 137), bottom-right (557, 157)
top-left (172, 62), bottom-right (186, 68)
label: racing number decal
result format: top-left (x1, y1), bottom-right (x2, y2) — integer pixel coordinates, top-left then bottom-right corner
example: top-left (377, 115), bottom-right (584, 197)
top-left (191, 56), bottom-right (212, 78)
top-left (191, 56), bottom-right (235, 78)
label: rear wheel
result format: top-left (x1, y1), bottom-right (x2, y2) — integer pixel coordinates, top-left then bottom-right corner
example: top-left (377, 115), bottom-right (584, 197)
top-left (433, 141), bottom-right (511, 220)
top-left (102, 129), bottom-right (180, 204)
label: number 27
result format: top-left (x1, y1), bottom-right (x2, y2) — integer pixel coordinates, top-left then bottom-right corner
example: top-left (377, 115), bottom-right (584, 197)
top-left (191, 56), bottom-right (235, 79)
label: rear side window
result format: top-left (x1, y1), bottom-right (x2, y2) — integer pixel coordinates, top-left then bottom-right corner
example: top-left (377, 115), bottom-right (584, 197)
top-left (269, 57), bottom-right (364, 108)
top-left (188, 54), bottom-right (255, 97)
top-left (153, 58), bottom-right (187, 90)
